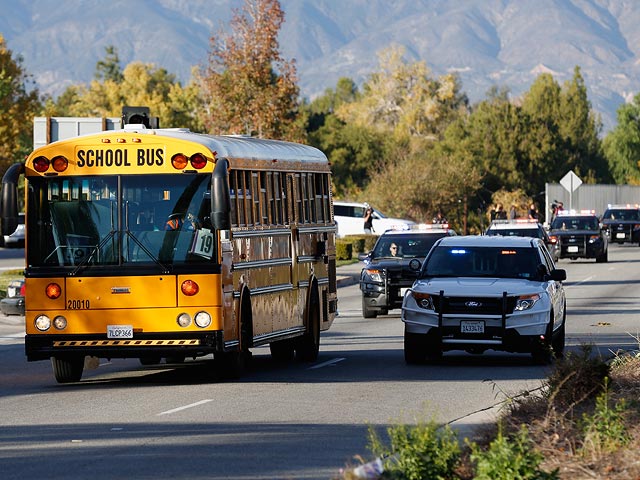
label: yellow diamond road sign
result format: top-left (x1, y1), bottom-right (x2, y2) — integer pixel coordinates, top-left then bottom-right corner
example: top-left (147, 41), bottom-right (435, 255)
top-left (560, 170), bottom-right (582, 193)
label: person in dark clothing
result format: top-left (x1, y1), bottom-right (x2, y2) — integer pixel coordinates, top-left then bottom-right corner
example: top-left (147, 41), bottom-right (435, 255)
top-left (363, 205), bottom-right (374, 233)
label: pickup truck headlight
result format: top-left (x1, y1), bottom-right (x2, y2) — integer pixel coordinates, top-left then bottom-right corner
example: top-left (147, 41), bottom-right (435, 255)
top-left (515, 293), bottom-right (540, 311)
top-left (363, 268), bottom-right (384, 283)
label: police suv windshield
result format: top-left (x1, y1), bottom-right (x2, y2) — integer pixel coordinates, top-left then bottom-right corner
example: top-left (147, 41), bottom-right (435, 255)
top-left (550, 216), bottom-right (598, 230)
top-left (486, 228), bottom-right (539, 238)
top-left (424, 246), bottom-right (541, 279)
top-left (27, 174), bottom-right (213, 269)
top-left (602, 209), bottom-right (640, 221)
top-left (372, 232), bottom-right (444, 259)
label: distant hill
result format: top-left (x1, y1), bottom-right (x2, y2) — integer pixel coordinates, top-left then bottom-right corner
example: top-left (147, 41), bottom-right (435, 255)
top-left (2, 0), bottom-right (640, 133)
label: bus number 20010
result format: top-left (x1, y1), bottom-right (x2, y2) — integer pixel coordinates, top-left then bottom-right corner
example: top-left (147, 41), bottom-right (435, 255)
top-left (68, 299), bottom-right (90, 310)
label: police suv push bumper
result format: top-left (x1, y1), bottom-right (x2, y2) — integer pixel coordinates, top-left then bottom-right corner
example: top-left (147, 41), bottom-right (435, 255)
top-left (402, 277), bottom-right (560, 353)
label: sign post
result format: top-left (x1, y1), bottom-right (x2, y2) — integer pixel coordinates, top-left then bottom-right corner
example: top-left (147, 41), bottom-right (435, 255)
top-left (559, 170), bottom-right (583, 210)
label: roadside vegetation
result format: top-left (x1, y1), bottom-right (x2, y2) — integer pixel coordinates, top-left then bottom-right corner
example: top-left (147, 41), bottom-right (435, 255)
top-left (339, 344), bottom-right (640, 479)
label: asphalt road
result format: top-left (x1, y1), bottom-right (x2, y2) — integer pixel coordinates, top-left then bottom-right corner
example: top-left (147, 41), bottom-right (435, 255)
top-left (1, 245), bottom-right (640, 479)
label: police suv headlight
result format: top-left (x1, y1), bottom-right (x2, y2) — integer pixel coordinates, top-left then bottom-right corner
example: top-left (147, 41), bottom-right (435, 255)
top-left (363, 268), bottom-right (383, 283)
top-left (515, 294), bottom-right (541, 311)
top-left (412, 292), bottom-right (434, 310)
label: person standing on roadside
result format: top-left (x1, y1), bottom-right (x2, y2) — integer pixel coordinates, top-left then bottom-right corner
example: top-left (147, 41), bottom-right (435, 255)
top-left (363, 204), bottom-right (374, 234)
top-left (493, 203), bottom-right (507, 220)
top-left (528, 202), bottom-right (539, 220)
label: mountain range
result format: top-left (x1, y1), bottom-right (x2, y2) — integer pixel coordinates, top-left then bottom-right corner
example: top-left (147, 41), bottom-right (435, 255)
top-left (2, 0), bottom-right (640, 133)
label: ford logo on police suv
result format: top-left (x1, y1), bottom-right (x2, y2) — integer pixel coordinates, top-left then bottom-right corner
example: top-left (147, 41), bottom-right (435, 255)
top-left (465, 301), bottom-right (482, 307)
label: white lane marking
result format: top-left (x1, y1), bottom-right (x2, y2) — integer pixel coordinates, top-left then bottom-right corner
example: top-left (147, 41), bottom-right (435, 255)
top-left (157, 399), bottom-right (213, 416)
top-left (566, 275), bottom-right (594, 288)
top-left (309, 357), bottom-right (346, 369)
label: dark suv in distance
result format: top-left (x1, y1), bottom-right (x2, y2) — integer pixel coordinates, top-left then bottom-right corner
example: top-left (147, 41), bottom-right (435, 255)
top-left (548, 210), bottom-right (608, 263)
top-left (601, 204), bottom-right (640, 245)
top-left (485, 218), bottom-right (559, 262)
top-left (360, 224), bottom-right (457, 318)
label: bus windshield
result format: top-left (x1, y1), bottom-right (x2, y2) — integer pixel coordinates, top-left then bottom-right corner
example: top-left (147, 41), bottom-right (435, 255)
top-left (27, 174), bottom-right (213, 268)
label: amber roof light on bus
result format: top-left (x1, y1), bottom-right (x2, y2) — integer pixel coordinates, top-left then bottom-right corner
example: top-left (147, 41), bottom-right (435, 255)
top-left (33, 156), bottom-right (50, 172)
top-left (52, 156), bottom-right (69, 172)
top-left (171, 153), bottom-right (189, 170)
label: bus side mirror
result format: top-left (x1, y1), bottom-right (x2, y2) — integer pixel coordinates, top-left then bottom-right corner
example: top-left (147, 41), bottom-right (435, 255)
top-left (1, 163), bottom-right (25, 237)
top-left (211, 158), bottom-right (231, 230)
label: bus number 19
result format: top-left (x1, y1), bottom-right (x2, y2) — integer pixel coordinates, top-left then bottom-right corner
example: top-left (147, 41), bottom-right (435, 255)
top-left (191, 229), bottom-right (214, 259)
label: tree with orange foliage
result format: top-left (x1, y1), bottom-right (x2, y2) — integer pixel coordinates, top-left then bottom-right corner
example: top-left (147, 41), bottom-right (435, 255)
top-left (199, 0), bottom-right (305, 141)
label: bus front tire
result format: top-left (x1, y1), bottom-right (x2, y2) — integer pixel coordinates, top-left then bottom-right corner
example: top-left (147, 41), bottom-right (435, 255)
top-left (218, 289), bottom-right (253, 379)
top-left (51, 356), bottom-right (84, 383)
top-left (296, 287), bottom-right (320, 362)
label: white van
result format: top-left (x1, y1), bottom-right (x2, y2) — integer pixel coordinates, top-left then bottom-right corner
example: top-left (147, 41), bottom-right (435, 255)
top-left (333, 201), bottom-right (415, 237)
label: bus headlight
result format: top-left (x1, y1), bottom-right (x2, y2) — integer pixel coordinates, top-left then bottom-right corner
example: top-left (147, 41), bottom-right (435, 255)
top-left (35, 315), bottom-right (52, 331)
top-left (53, 316), bottom-right (67, 330)
top-left (194, 311), bottom-right (212, 328)
top-left (177, 313), bottom-right (192, 328)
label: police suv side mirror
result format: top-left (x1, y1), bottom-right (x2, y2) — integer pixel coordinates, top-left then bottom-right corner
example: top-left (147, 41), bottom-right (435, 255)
top-left (409, 258), bottom-right (422, 271)
top-left (549, 268), bottom-right (567, 282)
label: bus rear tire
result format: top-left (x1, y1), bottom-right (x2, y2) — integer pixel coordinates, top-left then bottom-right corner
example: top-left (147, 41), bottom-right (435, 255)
top-left (51, 356), bottom-right (84, 383)
top-left (270, 339), bottom-right (296, 362)
top-left (296, 286), bottom-right (320, 362)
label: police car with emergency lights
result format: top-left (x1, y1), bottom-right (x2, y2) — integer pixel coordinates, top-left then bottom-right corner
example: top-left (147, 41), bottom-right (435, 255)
top-left (401, 235), bottom-right (567, 364)
top-left (548, 210), bottom-right (608, 262)
top-left (360, 224), bottom-right (457, 318)
top-left (601, 204), bottom-right (640, 245)
top-left (485, 218), bottom-right (559, 262)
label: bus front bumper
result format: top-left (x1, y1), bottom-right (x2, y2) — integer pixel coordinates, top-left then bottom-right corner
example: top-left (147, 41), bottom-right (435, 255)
top-left (25, 331), bottom-right (225, 361)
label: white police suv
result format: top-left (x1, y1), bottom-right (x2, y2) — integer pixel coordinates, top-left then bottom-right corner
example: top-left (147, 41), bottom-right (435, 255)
top-left (401, 235), bottom-right (567, 364)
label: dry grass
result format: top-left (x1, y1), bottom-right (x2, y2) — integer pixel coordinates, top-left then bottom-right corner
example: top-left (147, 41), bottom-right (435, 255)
top-left (470, 345), bottom-right (640, 480)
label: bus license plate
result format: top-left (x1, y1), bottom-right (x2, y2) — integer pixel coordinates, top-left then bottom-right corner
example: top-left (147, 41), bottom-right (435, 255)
top-left (461, 321), bottom-right (484, 334)
top-left (567, 246), bottom-right (579, 253)
top-left (107, 325), bottom-right (133, 339)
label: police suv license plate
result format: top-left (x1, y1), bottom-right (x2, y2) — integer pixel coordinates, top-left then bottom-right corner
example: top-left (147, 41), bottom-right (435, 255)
top-left (107, 325), bottom-right (133, 339)
top-left (461, 321), bottom-right (484, 334)
top-left (616, 233), bottom-right (626, 239)
top-left (567, 246), bottom-right (579, 253)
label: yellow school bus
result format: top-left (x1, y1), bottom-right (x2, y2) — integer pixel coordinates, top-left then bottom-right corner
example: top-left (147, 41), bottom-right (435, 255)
top-left (0, 124), bottom-right (337, 383)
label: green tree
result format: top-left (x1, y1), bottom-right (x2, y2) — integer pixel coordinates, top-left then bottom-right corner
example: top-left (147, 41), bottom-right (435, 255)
top-left (95, 45), bottom-right (124, 83)
top-left (199, 0), bottom-right (304, 141)
top-left (305, 77), bottom-right (377, 197)
top-left (603, 93), bottom-right (640, 184)
top-left (309, 114), bottom-right (389, 199)
top-left (521, 69), bottom-right (609, 189)
top-left (336, 45), bottom-right (468, 142)
top-left (51, 57), bottom-right (202, 131)
top-left (0, 34), bottom-right (41, 171)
